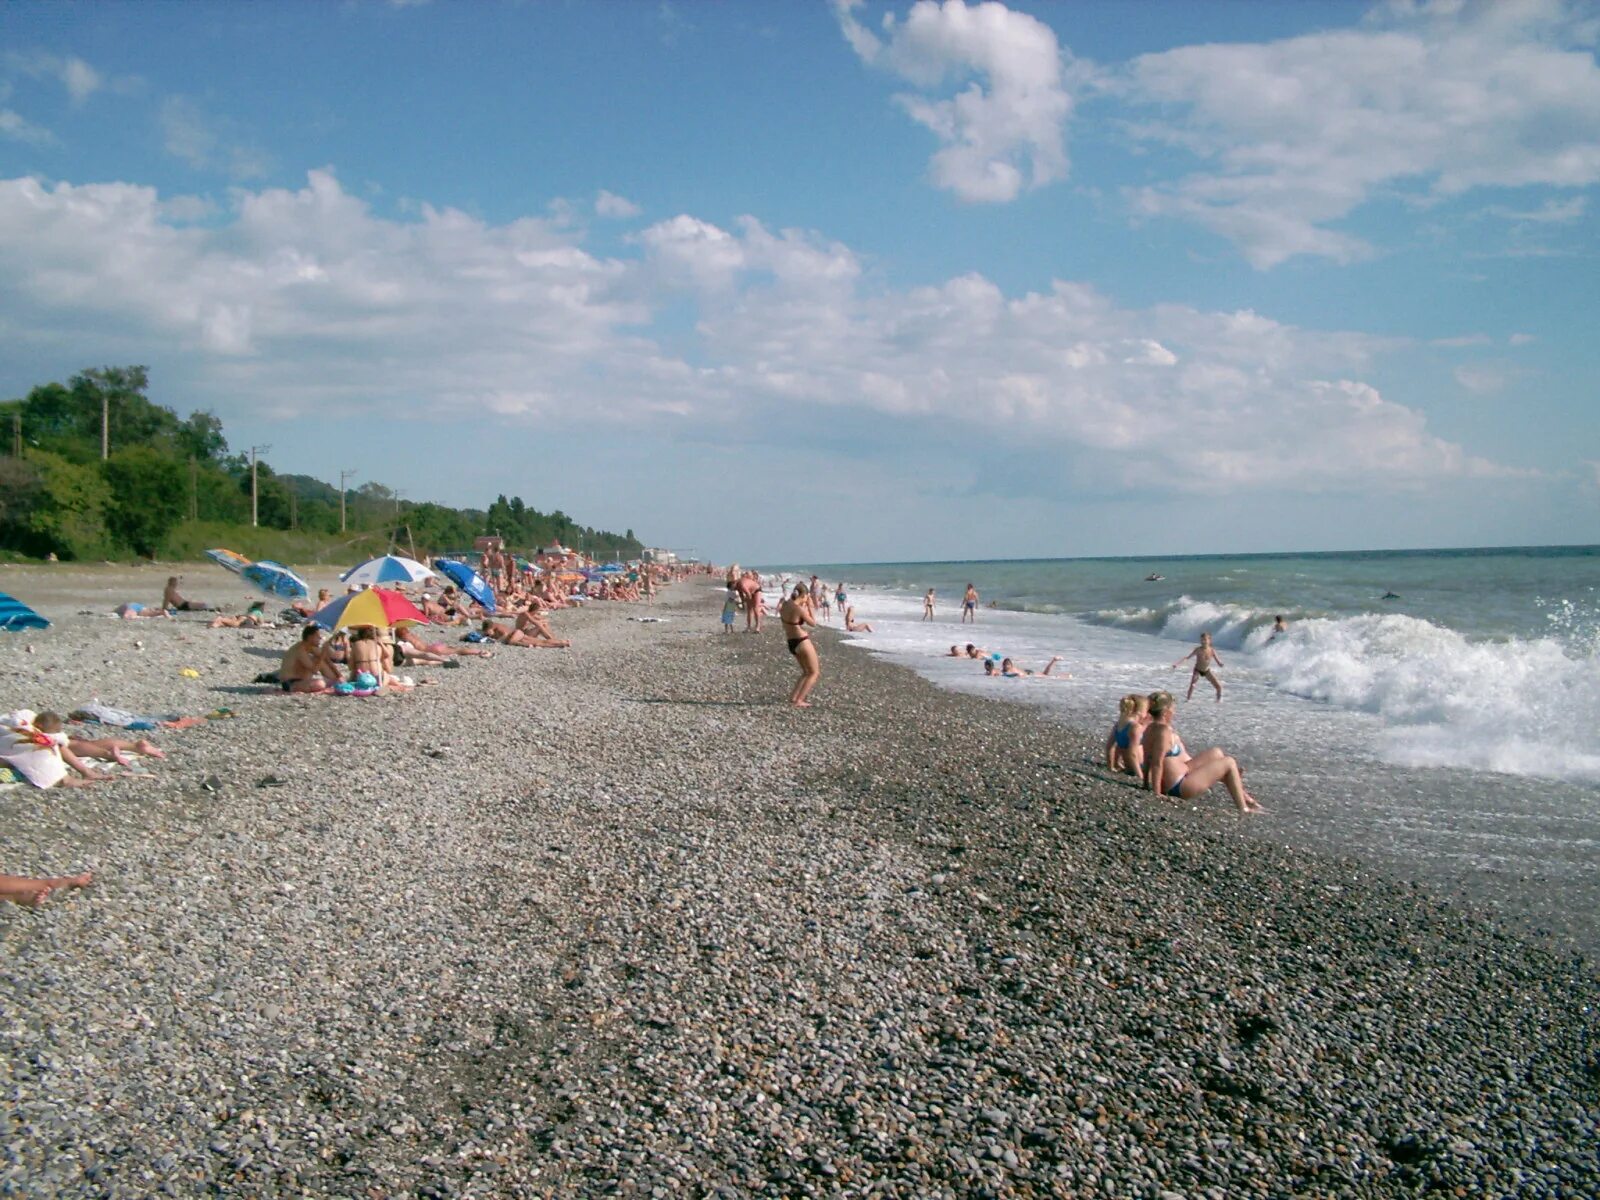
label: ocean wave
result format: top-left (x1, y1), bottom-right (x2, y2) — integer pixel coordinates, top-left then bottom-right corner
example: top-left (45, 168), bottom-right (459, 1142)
top-left (1091, 595), bottom-right (1600, 783)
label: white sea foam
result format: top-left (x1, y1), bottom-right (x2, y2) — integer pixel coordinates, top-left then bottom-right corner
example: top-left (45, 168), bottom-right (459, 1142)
top-left (844, 584), bottom-right (1600, 785)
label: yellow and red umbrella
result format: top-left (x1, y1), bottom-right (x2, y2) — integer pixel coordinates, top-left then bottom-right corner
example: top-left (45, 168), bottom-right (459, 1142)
top-left (310, 587), bottom-right (430, 631)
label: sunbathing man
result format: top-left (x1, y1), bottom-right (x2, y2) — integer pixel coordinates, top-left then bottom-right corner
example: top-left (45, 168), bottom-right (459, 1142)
top-left (277, 625), bottom-right (337, 693)
top-left (481, 618), bottom-right (570, 649)
top-left (1, 869), bottom-right (93, 907)
top-left (163, 576), bottom-right (213, 612)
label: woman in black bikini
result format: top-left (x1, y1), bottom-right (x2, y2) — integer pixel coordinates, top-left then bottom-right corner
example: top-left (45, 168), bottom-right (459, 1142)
top-left (780, 583), bottom-right (821, 708)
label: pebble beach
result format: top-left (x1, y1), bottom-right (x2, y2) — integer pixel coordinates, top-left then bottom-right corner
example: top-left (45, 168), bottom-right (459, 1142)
top-left (2, 564), bottom-right (1597, 1198)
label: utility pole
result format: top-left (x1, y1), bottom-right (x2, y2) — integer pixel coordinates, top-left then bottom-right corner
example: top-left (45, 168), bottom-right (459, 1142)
top-left (289, 489), bottom-right (298, 530)
top-left (339, 469), bottom-right (355, 532)
top-left (189, 456), bottom-right (198, 520)
top-left (101, 393), bottom-right (109, 460)
top-left (11, 412), bottom-right (20, 457)
top-left (249, 445), bottom-right (270, 527)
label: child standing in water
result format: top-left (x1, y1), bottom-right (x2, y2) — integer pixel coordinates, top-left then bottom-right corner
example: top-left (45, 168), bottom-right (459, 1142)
top-left (923, 589), bottom-right (935, 621)
top-left (1174, 632), bottom-right (1223, 701)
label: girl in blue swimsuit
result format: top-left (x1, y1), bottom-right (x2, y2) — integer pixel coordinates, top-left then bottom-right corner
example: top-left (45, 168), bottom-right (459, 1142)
top-left (1104, 693), bottom-right (1149, 775)
top-left (1140, 691), bottom-right (1261, 812)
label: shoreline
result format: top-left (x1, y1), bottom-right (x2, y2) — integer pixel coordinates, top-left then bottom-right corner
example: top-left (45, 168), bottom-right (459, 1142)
top-left (2, 577), bottom-right (1596, 1196)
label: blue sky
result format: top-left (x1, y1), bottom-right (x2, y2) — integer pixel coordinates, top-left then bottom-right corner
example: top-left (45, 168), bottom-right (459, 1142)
top-left (1, 0), bottom-right (1597, 563)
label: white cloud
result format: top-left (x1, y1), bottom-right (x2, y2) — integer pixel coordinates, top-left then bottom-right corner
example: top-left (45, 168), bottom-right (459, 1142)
top-left (7, 51), bottom-right (104, 105)
top-left (1490, 195), bottom-right (1589, 224)
top-left (0, 171), bottom-right (1521, 499)
top-left (1454, 363), bottom-right (1508, 393)
top-left (834, 0), bottom-right (1071, 203)
top-left (595, 190), bottom-right (642, 219)
top-left (1118, 0), bottom-right (1600, 267)
top-left (1509, 332), bottom-right (1536, 346)
top-left (1431, 334), bottom-right (1491, 348)
top-left (0, 108), bottom-right (53, 146)
top-left (160, 96), bottom-right (271, 181)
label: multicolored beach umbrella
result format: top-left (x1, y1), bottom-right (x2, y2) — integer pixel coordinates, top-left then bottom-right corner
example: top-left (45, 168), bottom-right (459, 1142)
top-left (0, 591), bottom-right (49, 632)
top-left (241, 559), bottom-right (309, 600)
top-left (340, 555), bottom-right (435, 587)
top-left (311, 587), bottom-right (430, 631)
top-left (432, 558), bottom-right (496, 614)
top-left (205, 547), bottom-right (252, 574)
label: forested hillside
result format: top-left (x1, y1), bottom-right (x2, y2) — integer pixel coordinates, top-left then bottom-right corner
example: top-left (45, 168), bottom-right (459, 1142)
top-left (0, 368), bottom-right (643, 562)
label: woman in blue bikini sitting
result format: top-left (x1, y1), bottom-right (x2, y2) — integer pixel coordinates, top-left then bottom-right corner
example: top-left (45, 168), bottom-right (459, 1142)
top-left (1140, 691), bottom-right (1261, 812)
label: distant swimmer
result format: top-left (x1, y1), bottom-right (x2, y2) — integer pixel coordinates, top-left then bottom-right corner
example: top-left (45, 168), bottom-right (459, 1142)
top-left (962, 583), bottom-right (979, 624)
top-left (923, 589), bottom-right (936, 621)
top-left (1268, 614), bottom-right (1287, 642)
top-left (999, 655), bottom-right (1066, 678)
top-left (1174, 631), bottom-right (1223, 702)
top-left (1145, 573), bottom-right (1164, 582)
top-left (1382, 591), bottom-right (1401, 600)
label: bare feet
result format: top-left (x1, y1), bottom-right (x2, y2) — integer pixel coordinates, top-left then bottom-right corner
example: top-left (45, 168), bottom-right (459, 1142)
top-left (1, 871), bottom-right (91, 907)
top-left (134, 740), bottom-right (167, 759)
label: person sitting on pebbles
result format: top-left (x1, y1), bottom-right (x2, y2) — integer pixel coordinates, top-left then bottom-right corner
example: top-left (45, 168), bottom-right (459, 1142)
top-left (1, 869), bottom-right (93, 907)
top-left (162, 576), bottom-right (213, 612)
top-left (276, 625), bottom-right (338, 694)
top-left (209, 600), bottom-right (267, 629)
top-left (843, 606), bottom-right (874, 633)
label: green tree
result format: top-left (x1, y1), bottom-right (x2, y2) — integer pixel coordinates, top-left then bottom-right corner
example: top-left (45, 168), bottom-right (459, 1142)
top-left (101, 446), bottom-right (187, 556)
top-left (15, 450), bottom-right (113, 559)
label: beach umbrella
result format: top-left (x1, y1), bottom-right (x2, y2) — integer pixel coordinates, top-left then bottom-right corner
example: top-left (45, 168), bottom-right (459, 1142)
top-left (310, 587), bottom-right (430, 631)
top-left (432, 558), bottom-right (496, 613)
top-left (0, 591), bottom-right (49, 632)
top-left (340, 554), bottom-right (435, 587)
top-left (241, 559), bottom-right (309, 600)
top-left (205, 547), bottom-right (252, 574)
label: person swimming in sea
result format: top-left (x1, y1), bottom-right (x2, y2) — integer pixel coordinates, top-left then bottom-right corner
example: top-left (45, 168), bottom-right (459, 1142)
top-left (1174, 631), bottom-right (1223, 702)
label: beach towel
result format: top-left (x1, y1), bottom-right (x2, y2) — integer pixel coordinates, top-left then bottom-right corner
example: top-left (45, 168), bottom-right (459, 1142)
top-left (70, 700), bottom-right (164, 730)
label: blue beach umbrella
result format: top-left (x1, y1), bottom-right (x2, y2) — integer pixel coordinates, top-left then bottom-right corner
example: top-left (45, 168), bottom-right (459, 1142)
top-left (340, 555), bottom-right (435, 587)
top-left (241, 559), bottom-right (309, 600)
top-left (0, 591), bottom-right (49, 632)
top-left (432, 558), bottom-right (496, 613)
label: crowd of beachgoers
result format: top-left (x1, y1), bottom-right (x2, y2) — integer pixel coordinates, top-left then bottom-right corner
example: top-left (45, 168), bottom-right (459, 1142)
top-left (2, 558), bottom-right (1596, 1197)
top-left (1, 548), bottom-right (708, 903)
top-left (726, 568), bottom-right (1262, 813)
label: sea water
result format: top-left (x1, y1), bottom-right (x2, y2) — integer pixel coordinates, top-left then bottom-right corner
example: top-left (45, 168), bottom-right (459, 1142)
top-left (758, 547), bottom-right (1600, 958)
